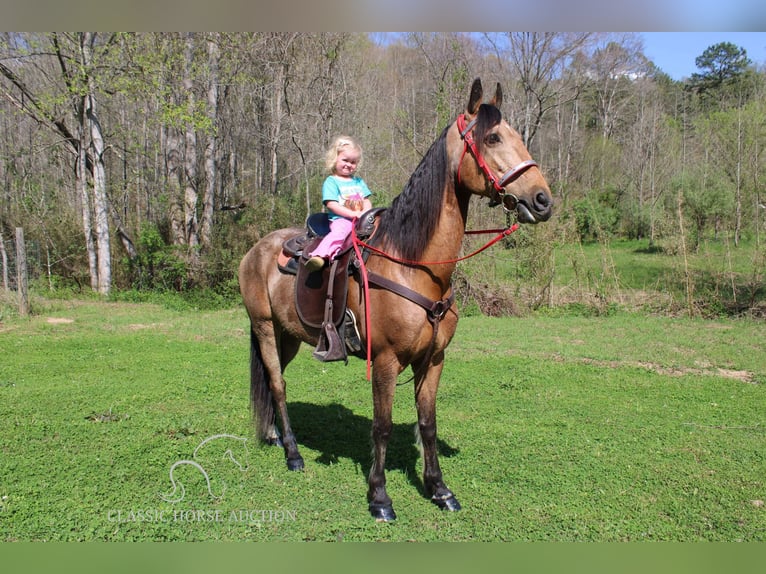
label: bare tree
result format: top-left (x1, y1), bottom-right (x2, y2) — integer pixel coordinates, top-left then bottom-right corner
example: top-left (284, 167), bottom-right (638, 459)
top-left (79, 33), bottom-right (112, 294)
top-left (484, 32), bottom-right (593, 148)
top-left (586, 34), bottom-right (649, 140)
top-left (200, 33), bottom-right (219, 249)
top-left (0, 32), bottom-right (115, 294)
top-left (183, 33), bottom-right (200, 250)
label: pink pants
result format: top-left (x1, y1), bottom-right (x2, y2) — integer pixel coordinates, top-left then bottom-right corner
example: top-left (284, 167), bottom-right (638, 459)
top-left (308, 217), bottom-right (353, 260)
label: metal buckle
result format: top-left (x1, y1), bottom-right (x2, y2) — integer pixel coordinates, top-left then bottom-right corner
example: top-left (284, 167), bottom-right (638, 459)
top-left (501, 193), bottom-right (518, 213)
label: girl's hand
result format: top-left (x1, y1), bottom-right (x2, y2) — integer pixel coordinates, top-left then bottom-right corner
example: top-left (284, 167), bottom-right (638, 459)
top-left (326, 200), bottom-right (360, 220)
top-left (345, 197), bottom-right (364, 212)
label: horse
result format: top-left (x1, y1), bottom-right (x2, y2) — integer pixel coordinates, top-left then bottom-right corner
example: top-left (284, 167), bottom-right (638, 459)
top-left (238, 78), bottom-right (553, 521)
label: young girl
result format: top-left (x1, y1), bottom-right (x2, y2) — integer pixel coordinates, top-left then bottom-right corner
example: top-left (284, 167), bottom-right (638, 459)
top-left (304, 136), bottom-right (373, 271)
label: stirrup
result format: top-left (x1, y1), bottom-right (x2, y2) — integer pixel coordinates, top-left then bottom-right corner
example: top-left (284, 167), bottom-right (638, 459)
top-left (313, 321), bottom-right (347, 363)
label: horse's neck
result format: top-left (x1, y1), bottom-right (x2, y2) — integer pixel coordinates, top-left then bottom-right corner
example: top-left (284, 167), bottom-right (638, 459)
top-left (418, 189), bottom-right (470, 288)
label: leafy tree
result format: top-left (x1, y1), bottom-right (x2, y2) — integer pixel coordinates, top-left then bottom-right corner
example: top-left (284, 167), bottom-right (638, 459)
top-left (688, 41), bottom-right (751, 98)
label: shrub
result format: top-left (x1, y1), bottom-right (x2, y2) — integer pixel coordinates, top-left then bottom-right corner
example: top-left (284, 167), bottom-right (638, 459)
top-left (126, 225), bottom-right (190, 292)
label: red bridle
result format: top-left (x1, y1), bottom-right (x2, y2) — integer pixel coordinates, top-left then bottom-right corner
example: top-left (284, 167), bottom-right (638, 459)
top-left (456, 113), bottom-right (538, 211)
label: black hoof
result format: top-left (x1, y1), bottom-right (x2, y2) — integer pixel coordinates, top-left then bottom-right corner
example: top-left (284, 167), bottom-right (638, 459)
top-left (369, 503), bottom-right (397, 522)
top-left (286, 457), bottom-right (304, 471)
top-left (432, 494), bottom-right (461, 512)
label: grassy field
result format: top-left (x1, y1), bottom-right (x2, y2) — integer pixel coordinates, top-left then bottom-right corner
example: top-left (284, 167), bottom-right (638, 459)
top-left (457, 233), bottom-right (766, 317)
top-left (1, 297), bottom-right (764, 542)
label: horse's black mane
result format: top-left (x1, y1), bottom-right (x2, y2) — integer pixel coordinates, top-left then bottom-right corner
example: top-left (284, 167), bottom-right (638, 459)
top-left (374, 126), bottom-right (449, 262)
top-left (374, 104), bottom-right (501, 262)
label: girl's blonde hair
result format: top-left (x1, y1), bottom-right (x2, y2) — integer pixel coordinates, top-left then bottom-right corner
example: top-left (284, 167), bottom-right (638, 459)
top-left (324, 135), bottom-right (363, 174)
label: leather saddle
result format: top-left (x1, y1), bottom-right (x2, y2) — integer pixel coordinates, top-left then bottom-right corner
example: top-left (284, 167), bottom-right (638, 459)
top-left (278, 209), bottom-right (384, 363)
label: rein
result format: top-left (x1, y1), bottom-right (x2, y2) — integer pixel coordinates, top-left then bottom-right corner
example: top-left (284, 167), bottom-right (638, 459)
top-left (351, 221), bottom-right (519, 381)
top-left (349, 112), bottom-right (531, 382)
top-left (352, 224), bottom-right (519, 267)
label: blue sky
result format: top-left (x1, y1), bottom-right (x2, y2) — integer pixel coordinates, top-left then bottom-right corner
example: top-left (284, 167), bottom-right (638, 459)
top-left (641, 32), bottom-right (766, 80)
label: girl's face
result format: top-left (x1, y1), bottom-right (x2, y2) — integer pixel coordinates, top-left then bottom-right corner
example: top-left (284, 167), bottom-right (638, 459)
top-left (334, 149), bottom-right (360, 178)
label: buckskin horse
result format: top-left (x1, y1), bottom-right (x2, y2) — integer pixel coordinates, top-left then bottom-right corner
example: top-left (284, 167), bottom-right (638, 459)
top-left (238, 78), bottom-right (553, 521)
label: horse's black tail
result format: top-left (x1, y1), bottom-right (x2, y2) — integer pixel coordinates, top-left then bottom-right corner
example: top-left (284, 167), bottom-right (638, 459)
top-left (249, 328), bottom-right (275, 443)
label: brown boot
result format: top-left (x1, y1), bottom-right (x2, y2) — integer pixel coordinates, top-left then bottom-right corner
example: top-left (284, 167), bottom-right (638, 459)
top-left (304, 256), bottom-right (325, 272)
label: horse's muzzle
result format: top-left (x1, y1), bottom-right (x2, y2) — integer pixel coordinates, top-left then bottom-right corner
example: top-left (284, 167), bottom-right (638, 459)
top-left (516, 190), bottom-right (553, 223)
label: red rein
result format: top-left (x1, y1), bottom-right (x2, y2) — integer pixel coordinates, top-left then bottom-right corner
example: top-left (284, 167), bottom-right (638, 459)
top-left (351, 222), bottom-right (519, 379)
top-left (350, 112), bottom-right (527, 379)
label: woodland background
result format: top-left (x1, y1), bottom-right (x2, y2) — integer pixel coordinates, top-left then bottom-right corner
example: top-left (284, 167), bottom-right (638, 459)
top-left (1, 32), bottom-right (764, 316)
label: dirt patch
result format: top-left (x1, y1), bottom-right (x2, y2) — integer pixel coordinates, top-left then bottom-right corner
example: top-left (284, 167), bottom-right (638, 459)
top-left (714, 368), bottom-right (757, 384)
top-left (127, 323), bottom-right (162, 330)
top-left (577, 357), bottom-right (759, 384)
top-left (46, 317), bottom-right (74, 324)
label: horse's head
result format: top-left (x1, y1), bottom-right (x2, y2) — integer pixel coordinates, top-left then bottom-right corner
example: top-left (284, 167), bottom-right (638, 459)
top-left (451, 78), bottom-right (553, 223)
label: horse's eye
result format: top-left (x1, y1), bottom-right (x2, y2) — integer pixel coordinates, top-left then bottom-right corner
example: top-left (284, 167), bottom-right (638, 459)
top-left (486, 133), bottom-right (501, 145)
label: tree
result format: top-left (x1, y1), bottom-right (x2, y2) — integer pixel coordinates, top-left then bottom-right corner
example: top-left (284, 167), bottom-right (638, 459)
top-left (183, 33), bottom-right (199, 250)
top-left (690, 42), bottom-right (751, 92)
top-left (78, 33), bottom-right (113, 294)
top-left (483, 32), bottom-right (593, 148)
top-left (0, 32), bottom-right (117, 294)
top-left (687, 42), bottom-right (753, 112)
top-left (200, 33), bottom-right (219, 250)
top-left (585, 35), bottom-right (650, 139)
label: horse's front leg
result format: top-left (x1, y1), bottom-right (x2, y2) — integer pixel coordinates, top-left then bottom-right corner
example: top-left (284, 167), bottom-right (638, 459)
top-left (367, 356), bottom-right (398, 521)
top-left (415, 352), bottom-right (461, 511)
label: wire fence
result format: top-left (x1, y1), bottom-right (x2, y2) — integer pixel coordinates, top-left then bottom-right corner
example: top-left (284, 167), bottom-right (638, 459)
top-left (1, 233), bottom-right (42, 293)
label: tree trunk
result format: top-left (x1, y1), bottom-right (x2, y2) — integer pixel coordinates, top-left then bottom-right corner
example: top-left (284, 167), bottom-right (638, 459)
top-left (15, 228), bottom-right (29, 316)
top-left (183, 33), bottom-right (199, 249)
top-left (200, 33), bottom-right (219, 249)
top-left (165, 127), bottom-right (186, 246)
top-left (86, 93), bottom-right (112, 296)
top-left (77, 104), bottom-right (99, 292)
top-left (109, 200), bottom-right (138, 259)
top-left (82, 32), bottom-right (112, 296)
top-left (734, 103), bottom-right (743, 246)
top-left (269, 61), bottom-right (286, 195)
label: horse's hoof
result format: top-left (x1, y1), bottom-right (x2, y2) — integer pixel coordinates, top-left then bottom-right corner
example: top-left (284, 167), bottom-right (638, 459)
top-left (432, 494), bottom-right (461, 512)
top-left (286, 457), bottom-right (304, 471)
top-left (369, 503), bottom-right (397, 522)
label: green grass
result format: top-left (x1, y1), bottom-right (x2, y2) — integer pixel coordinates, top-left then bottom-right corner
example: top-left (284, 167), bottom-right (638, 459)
top-left (456, 234), bottom-right (765, 316)
top-left (552, 237), bottom-right (765, 310)
top-left (1, 300), bottom-right (765, 541)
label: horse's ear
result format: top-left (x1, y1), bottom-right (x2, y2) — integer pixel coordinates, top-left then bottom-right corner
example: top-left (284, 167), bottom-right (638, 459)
top-left (489, 82), bottom-right (502, 110)
top-left (467, 78), bottom-right (483, 115)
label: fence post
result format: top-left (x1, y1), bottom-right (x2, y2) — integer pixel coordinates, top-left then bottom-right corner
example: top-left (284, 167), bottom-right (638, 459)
top-left (0, 230), bottom-right (8, 292)
top-left (16, 227), bottom-right (29, 316)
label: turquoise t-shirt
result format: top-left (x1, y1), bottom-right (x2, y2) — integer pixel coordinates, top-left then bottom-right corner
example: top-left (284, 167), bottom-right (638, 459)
top-left (322, 175), bottom-right (372, 220)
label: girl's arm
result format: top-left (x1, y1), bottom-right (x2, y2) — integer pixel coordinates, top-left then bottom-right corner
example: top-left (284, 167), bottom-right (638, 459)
top-left (325, 200), bottom-right (362, 220)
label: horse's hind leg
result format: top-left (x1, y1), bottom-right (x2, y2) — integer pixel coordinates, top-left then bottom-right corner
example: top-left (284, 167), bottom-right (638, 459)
top-left (414, 354), bottom-right (461, 512)
top-left (251, 322), bottom-right (305, 471)
top-left (274, 333), bottom-right (304, 471)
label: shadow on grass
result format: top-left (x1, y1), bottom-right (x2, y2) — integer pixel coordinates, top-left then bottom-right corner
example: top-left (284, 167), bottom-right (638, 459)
top-left (288, 401), bottom-right (459, 498)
